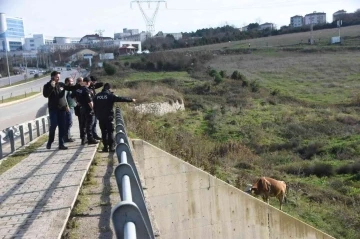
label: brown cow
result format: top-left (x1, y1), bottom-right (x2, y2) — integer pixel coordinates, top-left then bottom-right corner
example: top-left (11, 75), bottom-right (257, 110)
top-left (246, 177), bottom-right (287, 210)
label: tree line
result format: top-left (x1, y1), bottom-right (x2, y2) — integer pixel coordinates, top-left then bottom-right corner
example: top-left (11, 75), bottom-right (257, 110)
top-left (143, 9), bottom-right (360, 52)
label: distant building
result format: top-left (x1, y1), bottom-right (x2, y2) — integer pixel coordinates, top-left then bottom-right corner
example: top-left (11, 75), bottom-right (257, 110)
top-left (154, 31), bottom-right (183, 40)
top-left (114, 28), bottom-right (148, 42)
top-left (70, 49), bottom-right (98, 61)
top-left (241, 25), bottom-right (248, 32)
top-left (24, 34), bottom-right (53, 51)
top-left (123, 28), bottom-right (139, 35)
top-left (0, 13), bottom-right (25, 51)
top-left (79, 34), bottom-right (113, 44)
top-left (333, 10), bottom-right (347, 22)
top-left (290, 15), bottom-right (304, 28)
top-left (39, 43), bottom-right (79, 53)
top-left (259, 22), bottom-right (274, 30)
top-left (304, 12), bottom-right (326, 25)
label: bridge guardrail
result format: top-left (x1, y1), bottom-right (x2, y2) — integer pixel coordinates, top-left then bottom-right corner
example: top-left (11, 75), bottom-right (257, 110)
top-left (111, 107), bottom-right (155, 239)
top-left (0, 115), bottom-right (49, 160)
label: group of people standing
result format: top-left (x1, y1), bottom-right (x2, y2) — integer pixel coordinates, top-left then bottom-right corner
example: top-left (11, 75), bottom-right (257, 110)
top-left (43, 70), bottom-right (136, 152)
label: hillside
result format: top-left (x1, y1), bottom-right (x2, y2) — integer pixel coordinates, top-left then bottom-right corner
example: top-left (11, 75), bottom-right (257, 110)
top-left (91, 44), bottom-right (360, 238)
top-left (171, 24), bottom-right (360, 51)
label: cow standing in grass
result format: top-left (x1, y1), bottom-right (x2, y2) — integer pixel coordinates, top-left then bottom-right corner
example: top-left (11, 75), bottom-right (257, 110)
top-left (246, 177), bottom-right (287, 210)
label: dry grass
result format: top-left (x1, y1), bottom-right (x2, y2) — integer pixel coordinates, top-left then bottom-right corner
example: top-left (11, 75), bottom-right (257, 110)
top-left (115, 82), bottom-right (183, 104)
top-left (208, 50), bottom-right (360, 105)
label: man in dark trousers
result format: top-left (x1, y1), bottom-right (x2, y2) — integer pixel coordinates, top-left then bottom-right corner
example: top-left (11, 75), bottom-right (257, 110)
top-left (43, 71), bottom-right (76, 150)
top-left (76, 77), bottom-right (98, 145)
top-left (64, 77), bottom-right (76, 142)
top-left (72, 77), bottom-right (83, 135)
top-left (89, 75), bottom-right (103, 140)
top-left (93, 83), bottom-right (136, 152)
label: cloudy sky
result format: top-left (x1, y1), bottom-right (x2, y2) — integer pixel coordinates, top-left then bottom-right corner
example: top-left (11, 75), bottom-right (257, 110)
top-left (1, 0), bottom-right (358, 37)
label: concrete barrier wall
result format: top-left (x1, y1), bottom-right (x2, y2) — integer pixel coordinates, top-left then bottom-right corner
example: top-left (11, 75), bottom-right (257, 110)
top-left (132, 139), bottom-right (335, 239)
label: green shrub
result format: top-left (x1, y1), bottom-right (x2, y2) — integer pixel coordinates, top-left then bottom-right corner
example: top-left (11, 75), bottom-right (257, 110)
top-left (214, 73), bottom-right (223, 84)
top-left (271, 88), bottom-right (280, 96)
top-left (103, 62), bottom-right (116, 75)
top-left (250, 80), bottom-right (260, 92)
top-left (231, 70), bottom-right (239, 80)
top-left (157, 61), bottom-right (163, 71)
top-left (146, 62), bottom-right (156, 71)
top-left (311, 163), bottom-right (335, 177)
top-left (209, 69), bottom-right (218, 77)
top-left (219, 70), bottom-right (227, 78)
top-left (124, 61), bottom-right (130, 67)
top-left (242, 79), bottom-right (249, 87)
top-left (34, 74), bottom-right (39, 79)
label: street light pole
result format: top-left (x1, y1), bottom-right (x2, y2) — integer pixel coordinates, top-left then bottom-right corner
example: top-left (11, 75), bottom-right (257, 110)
top-left (4, 40), bottom-right (11, 85)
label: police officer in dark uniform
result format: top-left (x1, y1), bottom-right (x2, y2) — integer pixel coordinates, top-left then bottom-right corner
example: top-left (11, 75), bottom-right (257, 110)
top-left (93, 83), bottom-right (136, 152)
top-left (89, 75), bottom-right (104, 140)
top-left (75, 77), bottom-right (98, 145)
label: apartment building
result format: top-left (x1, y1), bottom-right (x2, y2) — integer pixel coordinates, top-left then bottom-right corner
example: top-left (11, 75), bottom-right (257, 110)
top-left (333, 10), bottom-right (347, 22)
top-left (259, 22), bottom-right (274, 30)
top-left (290, 15), bottom-right (304, 27)
top-left (304, 12), bottom-right (326, 25)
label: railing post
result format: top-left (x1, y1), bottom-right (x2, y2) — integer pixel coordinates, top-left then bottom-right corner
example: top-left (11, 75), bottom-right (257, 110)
top-left (122, 175), bottom-right (132, 201)
top-left (19, 125), bottom-right (25, 146)
top-left (36, 120), bottom-right (40, 137)
top-left (9, 130), bottom-right (15, 153)
top-left (42, 118), bottom-right (46, 134)
top-left (0, 137), bottom-right (3, 159)
top-left (124, 222), bottom-right (137, 239)
top-left (47, 116), bottom-right (50, 131)
top-left (28, 123), bottom-right (33, 142)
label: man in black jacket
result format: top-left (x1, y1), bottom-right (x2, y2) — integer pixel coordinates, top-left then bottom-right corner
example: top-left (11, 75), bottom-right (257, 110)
top-left (93, 83), bottom-right (136, 152)
top-left (89, 75), bottom-right (103, 140)
top-left (43, 71), bottom-right (76, 150)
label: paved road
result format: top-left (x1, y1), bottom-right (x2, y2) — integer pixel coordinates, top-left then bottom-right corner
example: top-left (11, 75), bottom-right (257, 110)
top-left (0, 94), bottom-right (47, 131)
top-left (0, 69), bottom-right (82, 100)
top-left (0, 70), bottom-right (85, 131)
top-left (0, 68), bottom-right (43, 88)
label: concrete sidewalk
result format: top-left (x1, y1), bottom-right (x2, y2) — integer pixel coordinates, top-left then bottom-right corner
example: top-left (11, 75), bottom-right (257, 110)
top-left (0, 118), bottom-right (99, 239)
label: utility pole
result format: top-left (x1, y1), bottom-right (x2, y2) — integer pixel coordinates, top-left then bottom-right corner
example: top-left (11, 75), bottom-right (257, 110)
top-left (131, 0), bottom-right (167, 37)
top-left (310, 23), bottom-right (314, 45)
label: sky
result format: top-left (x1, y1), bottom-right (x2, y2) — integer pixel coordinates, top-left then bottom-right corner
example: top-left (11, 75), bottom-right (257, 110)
top-left (0, 0), bottom-right (359, 38)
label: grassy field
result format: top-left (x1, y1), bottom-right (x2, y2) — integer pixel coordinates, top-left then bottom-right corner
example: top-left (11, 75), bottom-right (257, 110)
top-left (172, 25), bottom-right (360, 51)
top-left (0, 92), bottom-right (40, 104)
top-left (94, 41), bottom-right (360, 238)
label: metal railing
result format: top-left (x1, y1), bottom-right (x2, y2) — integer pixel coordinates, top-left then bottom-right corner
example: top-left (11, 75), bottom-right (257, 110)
top-left (111, 107), bottom-right (155, 239)
top-left (0, 115), bottom-right (49, 160)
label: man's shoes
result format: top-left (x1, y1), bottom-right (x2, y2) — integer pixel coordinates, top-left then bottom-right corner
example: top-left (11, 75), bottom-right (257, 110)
top-left (46, 143), bottom-right (51, 149)
top-left (88, 139), bottom-right (99, 145)
top-left (64, 138), bottom-right (75, 143)
top-left (102, 147), bottom-right (109, 152)
top-left (93, 135), bottom-right (102, 140)
top-left (81, 138), bottom-right (87, 145)
top-left (59, 145), bottom-right (68, 150)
